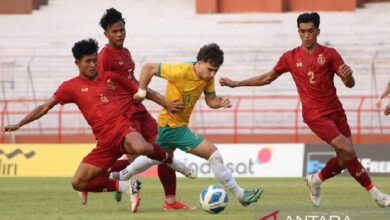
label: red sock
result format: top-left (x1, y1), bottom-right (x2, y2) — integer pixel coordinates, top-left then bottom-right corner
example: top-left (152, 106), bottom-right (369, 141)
top-left (344, 157), bottom-right (373, 190)
top-left (158, 164), bottom-right (176, 197)
top-left (109, 159), bottom-right (129, 172)
top-left (84, 176), bottom-right (118, 192)
top-left (147, 143), bottom-right (172, 164)
top-left (319, 157), bottom-right (344, 181)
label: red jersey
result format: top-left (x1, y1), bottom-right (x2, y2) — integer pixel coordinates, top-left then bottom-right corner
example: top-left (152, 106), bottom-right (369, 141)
top-left (98, 44), bottom-right (146, 117)
top-left (53, 71), bottom-right (137, 141)
top-left (273, 44), bottom-right (345, 122)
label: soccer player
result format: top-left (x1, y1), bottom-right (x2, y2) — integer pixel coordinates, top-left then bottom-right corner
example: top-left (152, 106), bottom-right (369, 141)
top-left (129, 43), bottom-right (262, 206)
top-left (375, 77), bottom-right (390, 109)
top-left (96, 8), bottom-right (194, 211)
top-left (219, 12), bottom-right (390, 208)
top-left (3, 39), bottom-right (195, 211)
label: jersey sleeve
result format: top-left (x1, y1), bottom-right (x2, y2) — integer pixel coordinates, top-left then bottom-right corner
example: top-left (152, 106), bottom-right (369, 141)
top-left (204, 78), bottom-right (216, 96)
top-left (330, 48), bottom-right (345, 73)
top-left (157, 63), bottom-right (184, 82)
top-left (273, 53), bottom-right (289, 74)
top-left (53, 82), bottom-right (73, 105)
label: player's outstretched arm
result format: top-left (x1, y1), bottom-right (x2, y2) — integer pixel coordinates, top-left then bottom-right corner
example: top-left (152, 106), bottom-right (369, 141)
top-left (134, 63), bottom-right (158, 102)
top-left (337, 64), bottom-right (355, 88)
top-left (205, 95), bottom-right (232, 109)
top-left (219, 70), bottom-right (281, 88)
top-left (3, 98), bottom-right (58, 133)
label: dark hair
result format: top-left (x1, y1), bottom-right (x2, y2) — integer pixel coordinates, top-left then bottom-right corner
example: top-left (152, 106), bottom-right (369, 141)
top-left (99, 8), bottom-right (125, 30)
top-left (297, 12), bottom-right (320, 29)
top-left (72, 38), bottom-right (99, 60)
top-left (196, 43), bottom-right (224, 66)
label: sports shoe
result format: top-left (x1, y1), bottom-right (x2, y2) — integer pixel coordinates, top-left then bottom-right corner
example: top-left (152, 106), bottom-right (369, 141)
top-left (240, 188), bottom-right (263, 206)
top-left (374, 192), bottom-right (390, 208)
top-left (109, 171), bottom-right (120, 180)
top-left (78, 191), bottom-right (88, 205)
top-left (128, 180), bottom-right (142, 213)
top-left (113, 192), bottom-right (122, 202)
top-left (305, 174), bottom-right (321, 207)
top-left (163, 200), bottom-right (196, 210)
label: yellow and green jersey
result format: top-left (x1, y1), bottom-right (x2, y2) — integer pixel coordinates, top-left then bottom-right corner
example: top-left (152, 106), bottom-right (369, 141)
top-left (156, 62), bottom-right (215, 127)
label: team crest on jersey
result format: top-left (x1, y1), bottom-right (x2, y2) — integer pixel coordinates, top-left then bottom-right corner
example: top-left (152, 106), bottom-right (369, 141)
top-left (317, 54), bottom-right (326, 65)
top-left (81, 88), bottom-right (88, 92)
top-left (296, 62), bottom-right (302, 67)
top-left (100, 94), bottom-right (109, 103)
top-left (106, 79), bottom-right (116, 90)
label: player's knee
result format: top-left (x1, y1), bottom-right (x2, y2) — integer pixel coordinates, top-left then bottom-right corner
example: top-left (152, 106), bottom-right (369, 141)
top-left (71, 177), bottom-right (85, 191)
top-left (208, 149), bottom-right (224, 165)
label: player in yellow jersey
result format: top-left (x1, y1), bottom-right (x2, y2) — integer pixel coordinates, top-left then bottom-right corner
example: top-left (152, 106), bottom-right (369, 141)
top-left (132, 43), bottom-right (262, 206)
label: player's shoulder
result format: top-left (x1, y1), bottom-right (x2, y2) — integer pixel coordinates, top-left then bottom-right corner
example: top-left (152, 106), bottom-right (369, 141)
top-left (318, 44), bottom-right (339, 55)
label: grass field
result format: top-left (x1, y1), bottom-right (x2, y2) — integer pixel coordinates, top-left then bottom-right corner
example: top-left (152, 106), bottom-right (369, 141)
top-left (1, 177), bottom-right (389, 220)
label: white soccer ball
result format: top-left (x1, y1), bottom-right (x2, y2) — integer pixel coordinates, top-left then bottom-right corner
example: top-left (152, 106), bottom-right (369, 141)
top-left (199, 185), bottom-right (228, 214)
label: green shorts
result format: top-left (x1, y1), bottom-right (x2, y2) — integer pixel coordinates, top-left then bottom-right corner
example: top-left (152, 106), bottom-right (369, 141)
top-left (156, 125), bottom-right (204, 152)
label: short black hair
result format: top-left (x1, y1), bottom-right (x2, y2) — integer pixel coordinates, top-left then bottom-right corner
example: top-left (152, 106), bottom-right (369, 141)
top-left (71, 38), bottom-right (99, 60)
top-left (197, 43), bottom-right (224, 66)
top-left (99, 8), bottom-right (125, 30)
top-left (297, 12), bottom-right (320, 29)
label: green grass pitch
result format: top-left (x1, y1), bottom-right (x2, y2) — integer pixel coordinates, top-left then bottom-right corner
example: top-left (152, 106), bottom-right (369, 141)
top-left (1, 177), bottom-right (389, 220)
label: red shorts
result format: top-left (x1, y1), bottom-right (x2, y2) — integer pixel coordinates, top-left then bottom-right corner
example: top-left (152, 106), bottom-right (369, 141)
top-left (305, 111), bottom-right (351, 143)
top-left (130, 112), bottom-right (158, 143)
top-left (82, 113), bottom-right (158, 170)
top-left (82, 118), bottom-right (136, 170)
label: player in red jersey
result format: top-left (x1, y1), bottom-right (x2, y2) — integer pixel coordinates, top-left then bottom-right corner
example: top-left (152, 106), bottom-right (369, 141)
top-left (220, 12), bottom-right (390, 208)
top-left (3, 39), bottom-right (196, 212)
top-left (94, 8), bottom-right (194, 211)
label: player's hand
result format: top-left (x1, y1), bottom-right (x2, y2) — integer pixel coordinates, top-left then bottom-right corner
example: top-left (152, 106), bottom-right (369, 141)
top-left (374, 97), bottom-right (382, 109)
top-left (385, 104), bottom-right (390, 116)
top-left (220, 77), bottom-right (237, 88)
top-left (219, 96), bottom-right (232, 108)
top-left (133, 94), bottom-right (145, 103)
top-left (338, 64), bottom-right (353, 79)
top-left (165, 100), bottom-right (185, 114)
top-left (3, 124), bottom-right (20, 133)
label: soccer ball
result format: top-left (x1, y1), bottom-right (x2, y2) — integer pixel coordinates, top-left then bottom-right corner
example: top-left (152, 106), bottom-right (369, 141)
top-left (199, 185), bottom-right (228, 214)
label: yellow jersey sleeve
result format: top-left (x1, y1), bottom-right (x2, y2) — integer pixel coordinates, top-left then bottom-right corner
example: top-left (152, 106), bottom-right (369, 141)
top-left (204, 78), bottom-right (216, 96)
top-left (157, 63), bottom-right (184, 82)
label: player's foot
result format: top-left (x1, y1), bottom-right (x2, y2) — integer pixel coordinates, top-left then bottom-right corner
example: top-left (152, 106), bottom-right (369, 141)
top-left (163, 200), bottom-right (196, 210)
top-left (240, 188), bottom-right (263, 206)
top-left (167, 159), bottom-right (197, 179)
top-left (305, 174), bottom-right (321, 207)
top-left (181, 165), bottom-right (197, 179)
top-left (109, 171), bottom-right (120, 180)
top-left (114, 192), bottom-right (122, 202)
top-left (128, 179), bottom-right (141, 213)
top-left (78, 191), bottom-right (88, 205)
top-left (374, 192), bottom-right (390, 208)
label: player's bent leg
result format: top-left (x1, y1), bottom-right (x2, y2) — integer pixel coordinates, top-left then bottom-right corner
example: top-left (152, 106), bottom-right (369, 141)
top-left (71, 162), bottom-right (105, 191)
